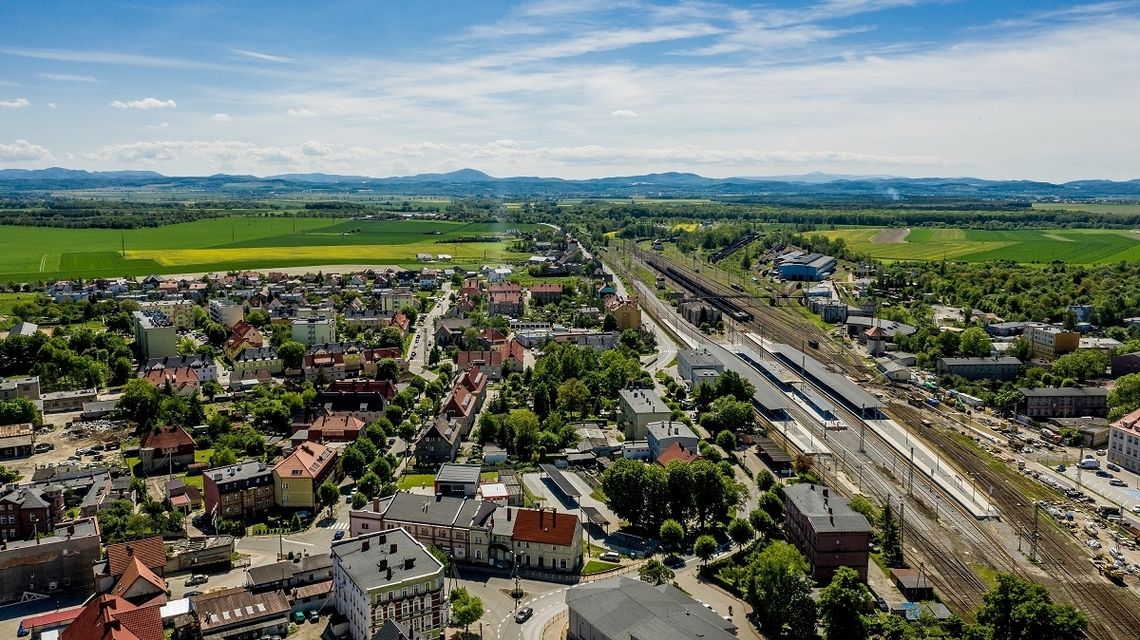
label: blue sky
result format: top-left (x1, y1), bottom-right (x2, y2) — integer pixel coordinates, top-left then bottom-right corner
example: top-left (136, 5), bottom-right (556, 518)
top-left (1, 0), bottom-right (1138, 180)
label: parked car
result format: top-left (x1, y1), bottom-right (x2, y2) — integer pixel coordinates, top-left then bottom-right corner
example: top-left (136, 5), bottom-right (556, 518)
top-left (307, 610), bottom-right (320, 623)
top-left (599, 551), bottom-right (620, 563)
top-left (292, 611), bottom-right (307, 624)
top-left (1096, 470), bottom-right (1112, 478)
top-left (185, 574), bottom-right (208, 586)
top-left (1111, 479), bottom-right (1128, 487)
top-left (874, 595), bottom-right (888, 612)
top-left (33, 443), bottom-right (52, 453)
top-left (1108, 463), bottom-right (1122, 472)
top-left (665, 555), bottom-right (686, 569)
top-left (333, 530), bottom-right (346, 541)
top-left (515, 607), bottom-right (533, 623)
top-left (1056, 464), bottom-right (1067, 472)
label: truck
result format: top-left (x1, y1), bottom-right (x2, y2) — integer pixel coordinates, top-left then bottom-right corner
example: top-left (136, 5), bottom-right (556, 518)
top-left (925, 397), bottom-right (939, 408)
top-left (1079, 456), bottom-right (1101, 470)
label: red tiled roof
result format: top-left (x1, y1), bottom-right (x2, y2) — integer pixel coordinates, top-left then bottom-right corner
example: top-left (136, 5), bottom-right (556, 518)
top-left (106, 537), bottom-right (166, 577)
top-left (529, 283), bottom-right (563, 293)
top-left (458, 350), bottom-right (503, 369)
top-left (393, 312), bottom-right (410, 333)
top-left (459, 367), bottom-right (487, 396)
top-left (511, 508), bottom-right (578, 546)
top-left (110, 556), bottom-right (167, 600)
top-left (489, 283), bottom-right (522, 294)
top-left (325, 379), bottom-right (397, 399)
top-left (310, 414), bottom-right (365, 441)
top-left (1113, 407), bottom-right (1140, 434)
top-left (504, 338), bottom-right (526, 363)
top-left (61, 595), bottom-right (163, 640)
top-left (444, 385), bottom-right (476, 418)
top-left (142, 367), bottom-right (198, 390)
top-left (273, 441), bottom-right (337, 479)
top-left (656, 442), bottom-right (701, 466)
top-left (139, 426), bottom-right (195, 451)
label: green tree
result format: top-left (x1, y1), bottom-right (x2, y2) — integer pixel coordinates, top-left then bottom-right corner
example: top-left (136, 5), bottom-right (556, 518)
top-left (601, 458), bottom-right (648, 526)
top-left (693, 534), bottom-right (717, 566)
top-left (638, 558), bottom-right (675, 585)
top-left (977, 573), bottom-right (1086, 640)
top-left (602, 313), bottom-right (618, 332)
top-left (278, 340), bottom-right (306, 370)
top-left (317, 480), bottom-right (341, 513)
top-left (118, 378), bottom-right (161, 428)
top-left (557, 378), bottom-right (591, 418)
top-left (659, 519), bottom-right (685, 550)
top-left (746, 541), bottom-right (817, 640)
top-left (351, 492), bottom-right (368, 509)
top-left (880, 499), bottom-right (904, 568)
top-left (0, 397), bottom-right (40, 426)
top-left (209, 446), bottom-right (238, 468)
top-left (110, 356), bottom-right (135, 386)
top-left (449, 587), bottom-right (485, 635)
top-left (715, 369), bottom-right (756, 402)
top-left (755, 468), bottom-right (776, 492)
top-left (957, 326), bottom-right (992, 358)
top-left (819, 567), bottom-right (871, 640)
top-left (748, 508), bottom-right (776, 539)
top-left (716, 429), bottom-right (737, 452)
top-left (201, 379), bottom-right (223, 400)
top-left (728, 517), bottom-right (755, 549)
top-left (0, 465), bottom-right (21, 484)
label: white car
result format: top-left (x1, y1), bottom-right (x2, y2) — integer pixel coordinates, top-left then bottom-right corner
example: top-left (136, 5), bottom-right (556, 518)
top-left (1087, 539), bottom-right (1102, 549)
top-left (1131, 505), bottom-right (1140, 515)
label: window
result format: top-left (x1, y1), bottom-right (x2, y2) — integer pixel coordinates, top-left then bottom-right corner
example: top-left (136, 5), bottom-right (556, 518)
top-left (362, 523), bottom-right (369, 530)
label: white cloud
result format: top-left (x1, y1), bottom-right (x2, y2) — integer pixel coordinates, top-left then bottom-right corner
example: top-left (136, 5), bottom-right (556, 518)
top-left (0, 98), bottom-right (29, 108)
top-left (111, 97), bottom-right (176, 110)
top-left (0, 139), bottom-right (53, 162)
top-left (211, 113), bottom-right (232, 122)
top-left (48, 102), bottom-right (57, 109)
top-left (38, 73), bottom-right (98, 83)
top-left (231, 48), bottom-right (295, 64)
top-left (300, 140), bottom-right (332, 156)
top-left (610, 109), bottom-right (639, 118)
top-left (287, 107), bottom-right (317, 117)
top-left (145, 122), bottom-right (171, 130)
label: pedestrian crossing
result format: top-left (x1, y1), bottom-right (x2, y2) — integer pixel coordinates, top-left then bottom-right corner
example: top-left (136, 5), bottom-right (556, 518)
top-left (329, 522), bottom-right (349, 530)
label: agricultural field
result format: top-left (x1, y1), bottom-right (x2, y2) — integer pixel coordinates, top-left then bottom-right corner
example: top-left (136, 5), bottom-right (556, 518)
top-left (1032, 202), bottom-right (1140, 215)
top-left (0, 217), bottom-right (532, 282)
top-left (814, 226), bottom-right (1140, 264)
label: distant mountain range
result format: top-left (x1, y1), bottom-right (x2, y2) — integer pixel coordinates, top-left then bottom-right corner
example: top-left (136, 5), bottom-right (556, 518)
top-left (1, 166), bottom-right (1139, 201)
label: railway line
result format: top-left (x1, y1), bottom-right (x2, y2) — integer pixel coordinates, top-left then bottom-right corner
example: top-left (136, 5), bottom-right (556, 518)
top-left (634, 248), bottom-right (1140, 637)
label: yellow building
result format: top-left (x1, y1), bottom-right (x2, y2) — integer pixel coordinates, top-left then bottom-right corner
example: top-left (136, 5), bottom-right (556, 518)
top-left (272, 441), bottom-right (339, 510)
top-left (606, 298), bottom-right (641, 331)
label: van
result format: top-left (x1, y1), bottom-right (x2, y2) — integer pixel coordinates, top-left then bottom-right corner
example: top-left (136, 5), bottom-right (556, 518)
top-left (1079, 458), bottom-right (1101, 470)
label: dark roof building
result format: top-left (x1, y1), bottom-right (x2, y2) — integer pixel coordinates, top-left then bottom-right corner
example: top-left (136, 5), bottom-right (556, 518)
top-left (565, 576), bottom-right (736, 640)
top-left (783, 483), bottom-right (872, 582)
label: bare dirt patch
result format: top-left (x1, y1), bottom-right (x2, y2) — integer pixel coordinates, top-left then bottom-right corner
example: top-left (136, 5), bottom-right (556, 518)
top-left (871, 227), bottom-right (910, 244)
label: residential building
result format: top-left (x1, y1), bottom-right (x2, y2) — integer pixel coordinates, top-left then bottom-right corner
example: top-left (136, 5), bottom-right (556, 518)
top-left (224, 321), bottom-right (265, 360)
top-left (60, 594), bottom-right (163, 640)
top-left (529, 283), bottom-right (563, 304)
top-left (679, 302), bottom-right (721, 327)
top-left (133, 310), bottom-right (178, 360)
top-left (138, 300), bottom-right (194, 331)
top-left (936, 356), bottom-right (1021, 380)
top-left (247, 553), bottom-right (333, 592)
top-left (375, 288), bottom-right (415, 313)
top-left (508, 507), bottom-right (583, 572)
top-left (195, 587), bottom-right (291, 640)
top-left (783, 483), bottom-right (872, 581)
top-left (565, 576), bottom-right (736, 640)
top-left (489, 291), bottom-right (523, 317)
top-left (646, 421), bottom-right (699, 461)
top-left (138, 426), bottom-right (196, 474)
top-left (0, 518), bottom-right (101, 604)
top-left (413, 417), bottom-right (462, 465)
top-left (209, 299), bottom-right (245, 328)
top-left (677, 349), bottom-right (724, 388)
top-left (233, 346), bottom-right (283, 376)
top-left (139, 354), bottom-right (218, 382)
top-left (41, 388), bottom-right (98, 413)
top-left (7, 321), bottom-right (38, 337)
top-left (107, 555), bottom-right (167, 605)
top-left (1109, 408), bottom-right (1140, 474)
top-left (776, 250), bottom-right (836, 281)
top-left (316, 380), bottom-right (397, 422)
top-left (621, 440), bottom-right (651, 461)
top-left (617, 389), bottom-right (672, 440)
top-left (292, 317), bottom-right (337, 346)
top-left (984, 321), bottom-right (1026, 337)
top-left (331, 527), bottom-right (447, 640)
top-left (273, 441), bottom-right (339, 510)
top-left (304, 413), bottom-right (366, 444)
top-left (655, 442), bottom-right (701, 466)
top-left (1019, 386), bottom-right (1109, 418)
top-left (434, 463), bottom-right (482, 498)
top-left (204, 459), bottom-right (275, 522)
top-left (1025, 324), bottom-right (1079, 359)
top-left (434, 318), bottom-right (473, 347)
top-left (605, 297), bottom-right (641, 331)
top-left (303, 344), bottom-right (403, 381)
top-left (351, 493), bottom-right (495, 562)
top-left (141, 366), bottom-right (200, 397)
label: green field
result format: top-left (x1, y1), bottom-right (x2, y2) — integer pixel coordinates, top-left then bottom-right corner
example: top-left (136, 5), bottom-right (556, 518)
top-left (0, 217), bottom-right (532, 281)
top-left (816, 227), bottom-right (1140, 263)
top-left (1032, 202), bottom-right (1140, 215)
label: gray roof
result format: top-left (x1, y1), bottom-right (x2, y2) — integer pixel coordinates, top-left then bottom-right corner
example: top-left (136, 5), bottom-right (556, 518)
top-left (783, 483), bottom-right (872, 534)
top-left (770, 343), bottom-right (883, 411)
top-left (331, 528), bottom-right (443, 593)
top-left (845, 315), bottom-right (917, 336)
top-left (381, 492), bottom-right (492, 528)
top-left (1019, 386), bottom-right (1108, 398)
top-left (246, 553), bottom-right (331, 586)
top-left (618, 389), bottom-right (670, 415)
top-left (677, 349), bottom-right (722, 370)
top-left (646, 420), bottom-right (697, 442)
top-left (371, 620), bottom-right (415, 640)
top-left (435, 463), bottom-right (482, 485)
top-left (9, 322), bottom-right (38, 337)
top-left (206, 459), bottom-right (272, 485)
top-left (565, 577), bottom-right (736, 640)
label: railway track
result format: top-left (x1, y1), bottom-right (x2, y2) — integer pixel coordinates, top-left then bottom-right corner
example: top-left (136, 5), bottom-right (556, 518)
top-left (639, 249), bottom-right (1140, 637)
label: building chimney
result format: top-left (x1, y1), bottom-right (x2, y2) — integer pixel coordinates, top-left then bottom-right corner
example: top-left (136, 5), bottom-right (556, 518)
top-left (378, 559), bottom-right (388, 571)
top-left (551, 508), bottom-right (556, 526)
top-left (361, 539), bottom-right (370, 552)
top-left (373, 497), bottom-right (380, 512)
top-left (386, 567), bottom-right (393, 580)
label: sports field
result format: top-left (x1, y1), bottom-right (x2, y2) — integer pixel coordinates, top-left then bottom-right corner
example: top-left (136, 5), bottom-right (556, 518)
top-left (816, 227), bottom-right (1140, 263)
top-left (0, 217), bottom-right (532, 281)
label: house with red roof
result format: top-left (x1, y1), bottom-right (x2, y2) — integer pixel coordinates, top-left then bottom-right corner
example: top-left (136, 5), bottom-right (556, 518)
top-left (489, 291), bottom-right (523, 317)
top-left (507, 507), bottom-right (583, 572)
top-left (108, 556), bottom-right (167, 606)
top-left (224, 321), bottom-right (265, 360)
top-left (392, 311), bottom-right (411, 335)
top-left (138, 426), bottom-right (195, 474)
top-left (457, 349), bottom-right (504, 377)
top-left (655, 442), bottom-right (702, 466)
top-left (302, 413), bottom-right (365, 445)
top-left (529, 283), bottom-right (564, 304)
top-left (141, 366), bottom-right (199, 397)
top-left (273, 442), bottom-right (339, 510)
top-left (60, 595), bottom-right (164, 640)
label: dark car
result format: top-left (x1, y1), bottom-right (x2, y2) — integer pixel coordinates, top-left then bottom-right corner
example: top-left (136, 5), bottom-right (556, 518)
top-left (515, 607), bottom-right (534, 623)
top-left (307, 610), bottom-right (320, 623)
top-left (665, 555), bottom-right (686, 569)
top-left (333, 530), bottom-right (345, 541)
top-left (1108, 463), bottom-right (1122, 472)
top-left (1096, 470), bottom-right (1112, 478)
top-left (875, 595), bottom-right (888, 612)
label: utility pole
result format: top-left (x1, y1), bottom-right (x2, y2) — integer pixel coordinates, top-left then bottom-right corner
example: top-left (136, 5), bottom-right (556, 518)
top-left (908, 447), bottom-right (915, 497)
top-left (859, 417), bottom-right (865, 453)
top-left (898, 498), bottom-right (906, 547)
top-left (1031, 502), bottom-right (1040, 562)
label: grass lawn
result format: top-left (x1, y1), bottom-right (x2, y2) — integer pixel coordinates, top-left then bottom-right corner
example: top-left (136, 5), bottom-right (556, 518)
top-left (812, 226), bottom-right (1140, 264)
top-left (0, 217), bottom-right (537, 282)
top-left (194, 449), bottom-right (214, 464)
top-left (480, 471), bottom-right (499, 482)
top-left (182, 474), bottom-right (204, 490)
top-left (397, 473), bottom-right (435, 489)
top-left (125, 456), bottom-right (140, 477)
top-left (581, 559), bottom-right (621, 576)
